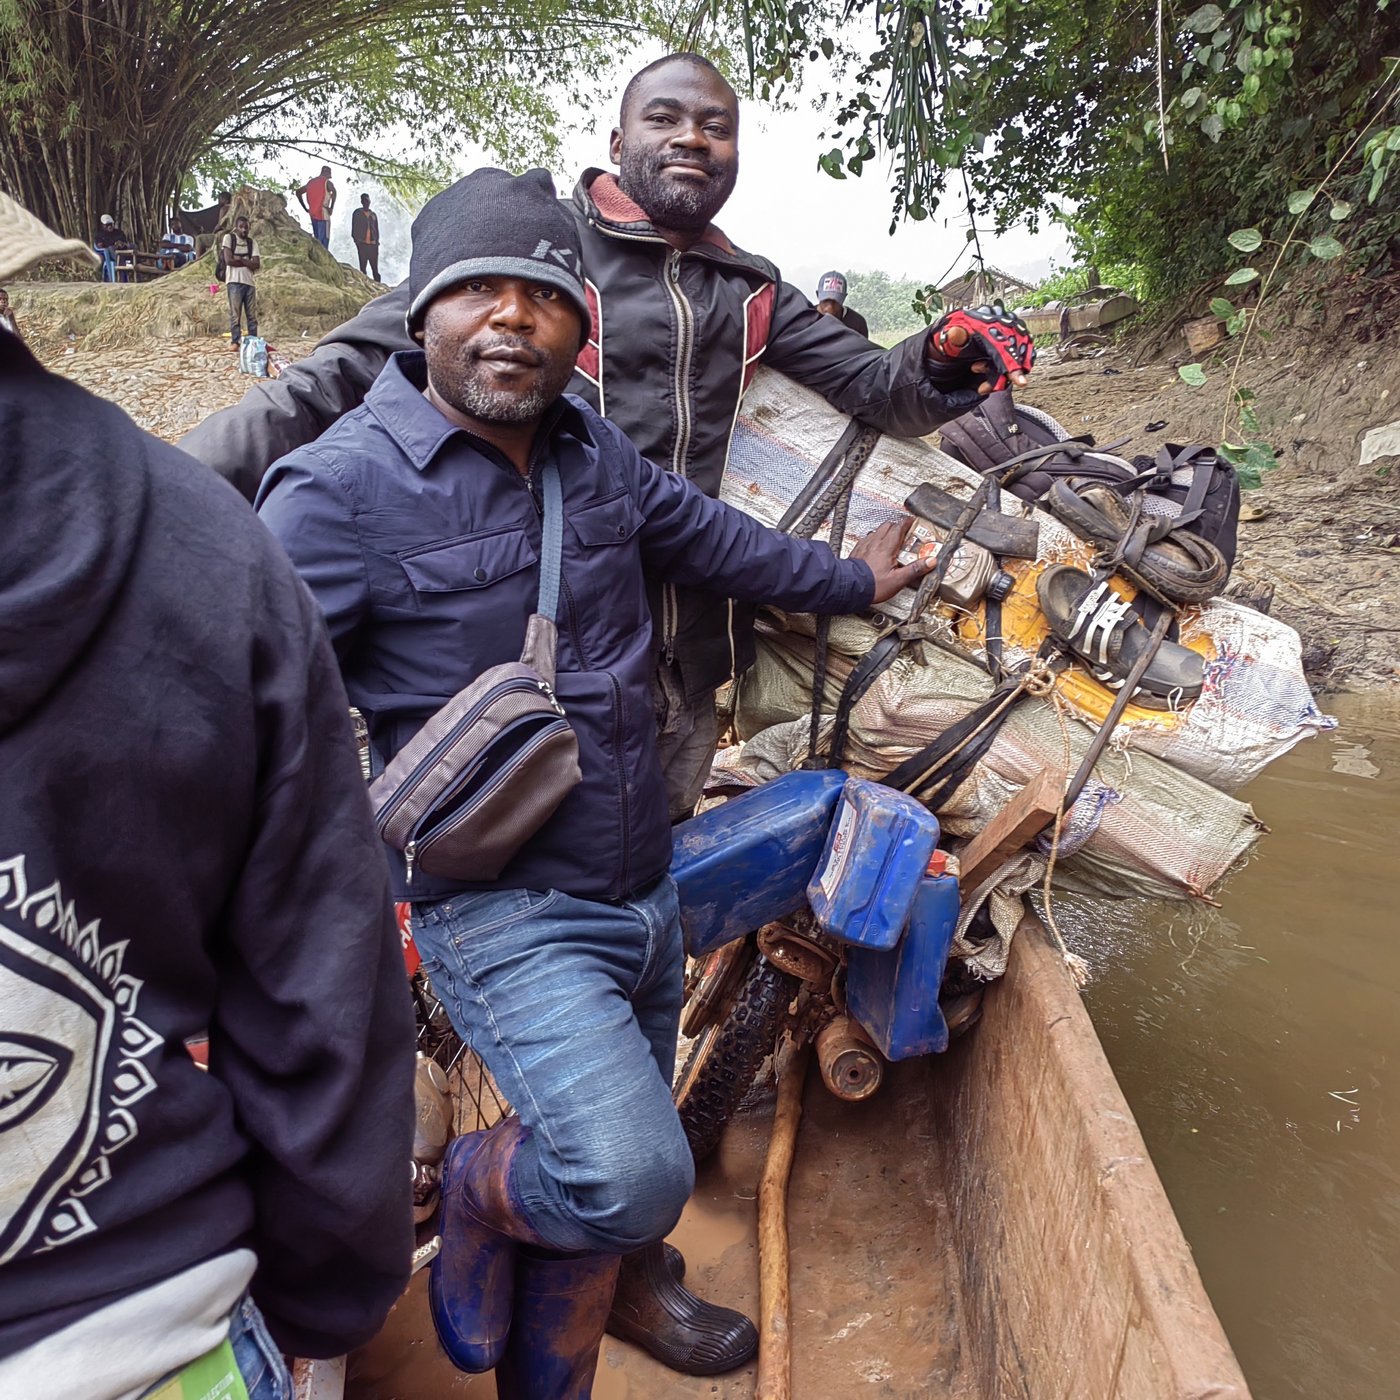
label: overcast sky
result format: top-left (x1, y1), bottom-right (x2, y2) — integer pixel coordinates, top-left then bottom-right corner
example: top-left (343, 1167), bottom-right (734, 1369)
top-left (293, 55), bottom-right (1070, 293)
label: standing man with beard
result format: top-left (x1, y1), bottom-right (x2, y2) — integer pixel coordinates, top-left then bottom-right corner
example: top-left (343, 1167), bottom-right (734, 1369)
top-left (256, 167), bottom-right (934, 1393)
top-left (181, 52), bottom-right (1033, 828)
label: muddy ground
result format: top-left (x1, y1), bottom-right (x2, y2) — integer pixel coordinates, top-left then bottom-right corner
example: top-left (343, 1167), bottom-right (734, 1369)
top-left (16, 268), bottom-right (1399, 689)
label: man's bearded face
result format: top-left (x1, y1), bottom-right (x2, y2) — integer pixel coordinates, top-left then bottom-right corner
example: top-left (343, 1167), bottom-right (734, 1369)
top-left (612, 62), bottom-right (740, 233)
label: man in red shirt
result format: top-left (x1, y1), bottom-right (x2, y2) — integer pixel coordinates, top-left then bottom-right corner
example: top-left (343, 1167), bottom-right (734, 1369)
top-left (295, 166), bottom-right (336, 248)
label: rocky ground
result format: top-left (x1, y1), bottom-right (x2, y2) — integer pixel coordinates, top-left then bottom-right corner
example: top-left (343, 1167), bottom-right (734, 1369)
top-left (14, 258), bottom-right (1398, 690)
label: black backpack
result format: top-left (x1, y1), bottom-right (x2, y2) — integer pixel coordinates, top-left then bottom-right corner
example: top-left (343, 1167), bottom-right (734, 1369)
top-left (939, 389), bottom-right (1240, 570)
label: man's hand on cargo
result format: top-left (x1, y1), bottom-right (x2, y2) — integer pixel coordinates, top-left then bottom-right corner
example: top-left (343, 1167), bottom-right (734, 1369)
top-left (851, 518), bottom-right (933, 604)
top-left (926, 303), bottom-right (1035, 394)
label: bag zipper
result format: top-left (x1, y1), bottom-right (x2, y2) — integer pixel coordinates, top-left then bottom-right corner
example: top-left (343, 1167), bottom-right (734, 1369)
top-left (375, 676), bottom-right (554, 835)
top-left (415, 722), bottom-right (566, 862)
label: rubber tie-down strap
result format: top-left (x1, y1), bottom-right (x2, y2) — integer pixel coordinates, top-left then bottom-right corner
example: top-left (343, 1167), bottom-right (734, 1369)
top-left (804, 480), bottom-right (858, 767)
top-left (825, 628), bottom-right (905, 769)
top-left (779, 421), bottom-right (882, 541)
top-left (880, 676), bottom-right (1026, 810)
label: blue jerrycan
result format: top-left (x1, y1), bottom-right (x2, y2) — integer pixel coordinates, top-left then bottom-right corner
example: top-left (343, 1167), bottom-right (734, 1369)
top-left (846, 851), bottom-right (961, 1059)
top-left (671, 770), bottom-right (848, 958)
top-left (807, 778), bottom-right (941, 951)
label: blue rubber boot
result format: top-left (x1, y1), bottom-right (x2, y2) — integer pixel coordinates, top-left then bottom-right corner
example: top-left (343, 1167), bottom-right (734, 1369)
top-left (429, 1118), bottom-right (544, 1373)
top-left (494, 1247), bottom-right (622, 1400)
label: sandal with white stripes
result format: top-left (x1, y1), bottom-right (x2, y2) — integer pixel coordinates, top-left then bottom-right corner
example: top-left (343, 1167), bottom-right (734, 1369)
top-left (1037, 565), bottom-right (1204, 706)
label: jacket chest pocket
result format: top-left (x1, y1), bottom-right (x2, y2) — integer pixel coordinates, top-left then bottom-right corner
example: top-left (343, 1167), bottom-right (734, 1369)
top-left (398, 528), bottom-right (538, 600)
top-left (570, 492), bottom-right (645, 549)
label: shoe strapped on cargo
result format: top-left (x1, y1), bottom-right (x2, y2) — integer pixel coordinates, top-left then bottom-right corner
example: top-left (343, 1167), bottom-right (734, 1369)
top-left (1046, 477), bottom-right (1228, 605)
top-left (1038, 565), bottom-right (1204, 705)
top-left (606, 1238), bottom-right (759, 1375)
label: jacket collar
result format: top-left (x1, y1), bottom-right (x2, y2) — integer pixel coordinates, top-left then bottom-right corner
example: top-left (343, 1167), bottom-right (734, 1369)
top-left (575, 170), bottom-right (746, 261)
top-left (367, 350), bottom-right (586, 472)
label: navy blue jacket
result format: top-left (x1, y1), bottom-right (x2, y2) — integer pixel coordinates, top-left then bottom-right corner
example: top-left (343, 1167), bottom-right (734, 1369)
top-left (0, 334), bottom-right (413, 1360)
top-left (256, 352), bottom-right (874, 902)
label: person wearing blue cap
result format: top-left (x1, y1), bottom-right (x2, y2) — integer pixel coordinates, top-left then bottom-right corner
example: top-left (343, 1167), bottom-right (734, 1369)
top-left (815, 269), bottom-right (871, 338)
top-left (257, 164), bottom-right (936, 1395)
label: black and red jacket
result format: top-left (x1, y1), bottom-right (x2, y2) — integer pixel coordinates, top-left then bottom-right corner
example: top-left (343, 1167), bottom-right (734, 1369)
top-left (181, 170), bottom-right (984, 696)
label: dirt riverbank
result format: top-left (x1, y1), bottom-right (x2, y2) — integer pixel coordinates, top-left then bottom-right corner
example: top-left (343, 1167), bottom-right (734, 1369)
top-left (17, 268), bottom-right (1399, 690)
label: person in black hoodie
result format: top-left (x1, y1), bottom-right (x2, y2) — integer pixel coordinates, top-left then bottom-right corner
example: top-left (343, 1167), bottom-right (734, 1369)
top-left (0, 192), bottom-right (416, 1400)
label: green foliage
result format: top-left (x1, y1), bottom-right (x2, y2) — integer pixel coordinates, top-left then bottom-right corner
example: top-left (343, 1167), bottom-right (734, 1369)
top-left (1018, 260), bottom-right (1151, 309)
top-left (842, 268), bottom-right (935, 333)
top-left (0, 0), bottom-right (688, 246)
top-left (698, 0), bottom-right (1400, 296)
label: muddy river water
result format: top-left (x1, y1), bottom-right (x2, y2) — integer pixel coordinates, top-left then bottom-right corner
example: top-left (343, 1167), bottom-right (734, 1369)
top-left (350, 694), bottom-right (1398, 1399)
top-left (1071, 692), bottom-right (1400, 1400)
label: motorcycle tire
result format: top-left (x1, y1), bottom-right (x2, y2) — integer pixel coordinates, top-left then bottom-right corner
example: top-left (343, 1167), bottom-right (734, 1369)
top-left (675, 950), bottom-right (799, 1162)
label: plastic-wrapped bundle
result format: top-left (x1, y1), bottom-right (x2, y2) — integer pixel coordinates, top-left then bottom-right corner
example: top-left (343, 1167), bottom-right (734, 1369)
top-left (722, 368), bottom-right (1333, 794)
top-left (729, 618), bottom-right (1263, 903)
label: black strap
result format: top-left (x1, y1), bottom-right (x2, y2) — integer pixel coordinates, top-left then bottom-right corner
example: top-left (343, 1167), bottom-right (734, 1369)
top-left (779, 420), bottom-right (881, 539)
top-left (826, 630), bottom-right (904, 767)
top-left (880, 679), bottom-right (1023, 809)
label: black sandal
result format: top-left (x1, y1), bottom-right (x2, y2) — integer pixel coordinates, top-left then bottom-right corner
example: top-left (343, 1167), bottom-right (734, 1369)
top-left (1046, 478), bottom-right (1228, 605)
top-left (1038, 565), bottom-right (1204, 706)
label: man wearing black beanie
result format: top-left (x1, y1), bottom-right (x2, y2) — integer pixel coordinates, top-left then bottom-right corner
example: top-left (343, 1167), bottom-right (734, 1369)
top-left (182, 53), bottom-right (1032, 836)
top-left (257, 166), bottom-right (934, 1393)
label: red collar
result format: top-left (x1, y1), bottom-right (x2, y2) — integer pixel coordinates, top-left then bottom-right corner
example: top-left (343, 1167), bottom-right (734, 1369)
top-left (587, 173), bottom-right (733, 253)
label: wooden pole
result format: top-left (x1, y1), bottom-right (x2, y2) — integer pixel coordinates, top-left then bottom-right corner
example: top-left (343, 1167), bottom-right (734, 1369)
top-left (755, 1039), bottom-right (810, 1400)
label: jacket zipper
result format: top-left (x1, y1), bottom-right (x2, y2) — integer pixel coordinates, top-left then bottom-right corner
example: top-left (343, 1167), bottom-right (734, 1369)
top-left (589, 217), bottom-right (695, 666)
top-left (607, 672), bottom-right (630, 895)
top-left (661, 250), bottom-right (696, 664)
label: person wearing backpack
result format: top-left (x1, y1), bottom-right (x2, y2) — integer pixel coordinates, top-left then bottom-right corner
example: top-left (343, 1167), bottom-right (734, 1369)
top-left (220, 215), bottom-right (261, 349)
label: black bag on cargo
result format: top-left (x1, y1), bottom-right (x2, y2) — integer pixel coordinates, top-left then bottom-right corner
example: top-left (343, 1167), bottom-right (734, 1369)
top-left (939, 390), bottom-right (1239, 572)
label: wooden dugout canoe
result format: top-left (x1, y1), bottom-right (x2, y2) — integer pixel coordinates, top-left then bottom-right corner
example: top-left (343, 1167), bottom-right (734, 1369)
top-left (347, 907), bottom-right (1250, 1398)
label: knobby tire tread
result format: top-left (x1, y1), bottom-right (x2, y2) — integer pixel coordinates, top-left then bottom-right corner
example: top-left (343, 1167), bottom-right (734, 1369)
top-left (677, 955), bottom-right (799, 1162)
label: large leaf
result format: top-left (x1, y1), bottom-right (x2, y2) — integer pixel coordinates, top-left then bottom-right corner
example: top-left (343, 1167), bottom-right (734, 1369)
top-left (1286, 188), bottom-right (1315, 215)
top-left (1228, 226), bottom-right (1263, 252)
top-left (1178, 363), bottom-right (1208, 386)
top-left (1225, 266), bottom-right (1260, 285)
top-left (1209, 296), bottom-right (1236, 318)
top-left (1185, 3), bottom-right (1225, 31)
top-left (1307, 234), bottom-right (1345, 259)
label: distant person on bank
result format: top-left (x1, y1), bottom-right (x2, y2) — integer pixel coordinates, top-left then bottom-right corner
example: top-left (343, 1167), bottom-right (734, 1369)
top-left (351, 193), bottom-right (381, 280)
top-left (222, 215), bottom-right (261, 349)
top-left (0, 287), bottom-right (21, 343)
top-left (158, 215), bottom-right (196, 270)
top-left (815, 269), bottom-right (870, 338)
top-left (295, 166), bottom-right (336, 249)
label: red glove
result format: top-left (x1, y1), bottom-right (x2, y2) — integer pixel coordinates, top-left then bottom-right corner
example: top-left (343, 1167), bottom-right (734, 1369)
top-left (928, 302), bottom-right (1036, 392)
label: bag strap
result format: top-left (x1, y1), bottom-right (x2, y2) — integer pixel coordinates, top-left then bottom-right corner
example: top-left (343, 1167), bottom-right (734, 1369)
top-left (536, 460), bottom-right (564, 621)
top-left (519, 461), bottom-right (564, 681)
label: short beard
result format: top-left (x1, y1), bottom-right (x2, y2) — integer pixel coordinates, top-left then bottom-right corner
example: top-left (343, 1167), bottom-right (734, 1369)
top-left (618, 145), bottom-right (737, 233)
top-left (424, 329), bottom-right (576, 425)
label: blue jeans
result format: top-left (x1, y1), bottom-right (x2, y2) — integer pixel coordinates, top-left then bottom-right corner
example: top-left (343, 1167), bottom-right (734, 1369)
top-left (140, 1293), bottom-right (290, 1400)
top-left (411, 876), bottom-right (693, 1255)
top-left (229, 1294), bottom-right (291, 1400)
top-left (311, 218), bottom-right (330, 248)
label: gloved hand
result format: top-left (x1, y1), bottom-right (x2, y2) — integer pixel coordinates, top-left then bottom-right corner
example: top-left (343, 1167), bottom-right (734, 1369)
top-left (926, 302), bottom-right (1036, 393)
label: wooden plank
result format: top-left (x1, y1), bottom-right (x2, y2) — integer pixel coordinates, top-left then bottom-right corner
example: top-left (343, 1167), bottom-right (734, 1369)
top-left (958, 765), bottom-right (1065, 893)
top-left (929, 911), bottom-right (1252, 1399)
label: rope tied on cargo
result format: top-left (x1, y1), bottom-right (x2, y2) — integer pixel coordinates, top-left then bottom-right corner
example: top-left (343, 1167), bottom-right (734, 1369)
top-left (1040, 688), bottom-right (1091, 989)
